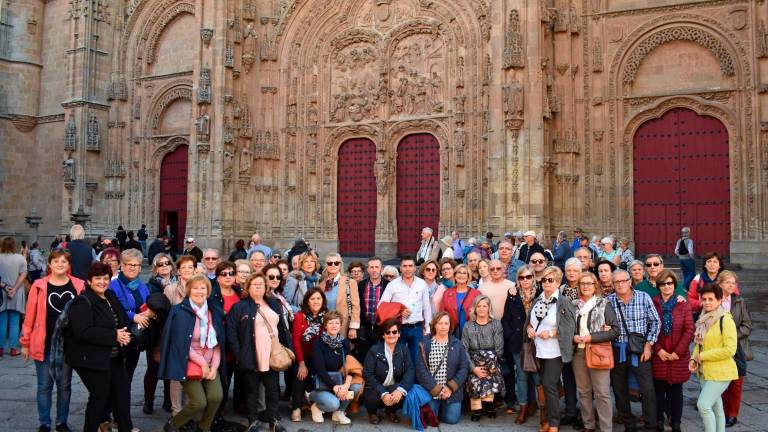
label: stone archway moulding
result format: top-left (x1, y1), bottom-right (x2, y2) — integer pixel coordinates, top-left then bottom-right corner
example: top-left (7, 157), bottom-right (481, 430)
top-left (149, 136), bottom-right (190, 233)
top-left (622, 26), bottom-right (736, 85)
top-left (147, 82), bottom-right (193, 132)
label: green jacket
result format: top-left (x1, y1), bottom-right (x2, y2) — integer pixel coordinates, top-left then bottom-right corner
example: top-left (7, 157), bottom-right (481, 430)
top-left (634, 279), bottom-right (686, 299)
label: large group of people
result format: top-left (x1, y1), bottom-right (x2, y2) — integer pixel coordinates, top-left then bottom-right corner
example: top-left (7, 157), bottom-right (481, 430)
top-left (0, 225), bottom-right (754, 432)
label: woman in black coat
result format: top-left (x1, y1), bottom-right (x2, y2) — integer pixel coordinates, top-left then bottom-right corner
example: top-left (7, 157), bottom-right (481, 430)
top-left (226, 273), bottom-right (291, 432)
top-left (66, 262), bottom-right (133, 432)
top-left (362, 318), bottom-right (415, 424)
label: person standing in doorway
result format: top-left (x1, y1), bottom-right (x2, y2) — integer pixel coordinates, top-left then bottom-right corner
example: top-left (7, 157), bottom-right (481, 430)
top-left (137, 224), bottom-right (149, 257)
top-left (675, 227), bottom-right (696, 290)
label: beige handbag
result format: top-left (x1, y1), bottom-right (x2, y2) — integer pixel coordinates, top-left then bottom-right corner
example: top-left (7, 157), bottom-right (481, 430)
top-left (256, 306), bottom-right (295, 371)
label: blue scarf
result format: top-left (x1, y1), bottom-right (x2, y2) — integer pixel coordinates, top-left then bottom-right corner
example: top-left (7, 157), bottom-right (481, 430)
top-left (305, 273), bottom-right (319, 290)
top-left (441, 279), bottom-right (455, 289)
top-left (661, 296), bottom-right (676, 335)
top-left (118, 271), bottom-right (143, 312)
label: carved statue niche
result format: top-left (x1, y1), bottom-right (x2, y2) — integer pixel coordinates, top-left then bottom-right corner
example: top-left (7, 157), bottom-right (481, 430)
top-left (86, 113), bottom-right (101, 151)
top-left (197, 68), bottom-right (212, 104)
top-left (503, 79), bottom-right (524, 118)
top-left (223, 150), bottom-right (234, 181)
top-left (454, 124), bottom-right (466, 167)
top-left (196, 111), bottom-right (211, 141)
top-left (63, 159), bottom-right (75, 183)
top-left (374, 155), bottom-right (393, 194)
top-left (64, 118), bottom-right (77, 151)
top-left (239, 146), bottom-right (252, 175)
top-left (242, 23), bottom-right (258, 72)
top-left (503, 9), bottom-right (524, 69)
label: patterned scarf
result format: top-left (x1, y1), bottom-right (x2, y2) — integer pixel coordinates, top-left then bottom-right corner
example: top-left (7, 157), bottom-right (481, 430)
top-left (694, 305), bottom-right (725, 346)
top-left (661, 295), bottom-right (676, 336)
top-left (190, 300), bottom-right (217, 349)
top-left (302, 311), bottom-right (324, 342)
top-left (321, 331), bottom-right (343, 350)
top-left (521, 286), bottom-right (536, 314)
top-left (533, 291), bottom-right (557, 320)
top-left (305, 273), bottom-right (319, 290)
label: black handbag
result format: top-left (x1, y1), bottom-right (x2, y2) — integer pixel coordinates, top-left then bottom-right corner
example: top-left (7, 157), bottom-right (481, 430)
top-left (129, 322), bottom-right (150, 351)
top-left (719, 317), bottom-right (747, 376)
top-left (616, 301), bottom-right (646, 354)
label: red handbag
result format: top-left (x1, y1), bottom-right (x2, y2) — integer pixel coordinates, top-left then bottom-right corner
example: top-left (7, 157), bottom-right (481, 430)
top-left (376, 302), bottom-right (406, 326)
top-left (186, 360), bottom-right (203, 380)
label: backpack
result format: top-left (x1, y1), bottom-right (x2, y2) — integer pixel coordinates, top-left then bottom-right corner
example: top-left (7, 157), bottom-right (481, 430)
top-left (677, 239), bottom-right (689, 256)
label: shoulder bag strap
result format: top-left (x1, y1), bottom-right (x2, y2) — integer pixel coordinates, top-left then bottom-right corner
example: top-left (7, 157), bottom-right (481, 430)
top-left (255, 305), bottom-right (277, 340)
top-left (345, 278), bottom-right (352, 319)
top-left (615, 299), bottom-right (632, 338)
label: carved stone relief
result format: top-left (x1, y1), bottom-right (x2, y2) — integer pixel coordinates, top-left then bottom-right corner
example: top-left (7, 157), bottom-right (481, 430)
top-left (63, 159), bottom-right (75, 183)
top-left (197, 68), bottom-right (212, 104)
top-left (592, 36), bottom-right (603, 73)
top-left (330, 42), bottom-right (381, 122)
top-left (356, 0), bottom-right (415, 31)
top-left (243, 24), bottom-right (257, 72)
top-left (503, 9), bottom-right (524, 69)
top-left (86, 113), bottom-right (101, 151)
top-left (389, 33), bottom-right (446, 117)
top-left (64, 118), bottom-right (77, 151)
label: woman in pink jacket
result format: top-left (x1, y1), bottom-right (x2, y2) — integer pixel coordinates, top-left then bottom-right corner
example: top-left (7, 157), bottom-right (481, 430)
top-left (21, 248), bottom-right (85, 432)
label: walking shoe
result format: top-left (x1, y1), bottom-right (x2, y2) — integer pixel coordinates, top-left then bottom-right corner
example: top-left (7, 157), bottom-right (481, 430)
top-left (290, 408), bottom-right (301, 422)
top-left (143, 399), bottom-right (154, 414)
top-left (310, 403), bottom-right (324, 423)
top-left (332, 411), bottom-right (351, 425)
top-left (269, 421), bottom-right (286, 432)
top-left (245, 421), bottom-right (260, 432)
top-left (163, 421), bottom-right (179, 432)
top-left (368, 414), bottom-right (381, 424)
top-left (10, 348), bottom-right (20, 356)
top-left (55, 424), bottom-right (72, 432)
top-left (37, 426), bottom-right (50, 432)
top-left (162, 399), bottom-right (173, 413)
top-left (725, 417), bottom-right (738, 428)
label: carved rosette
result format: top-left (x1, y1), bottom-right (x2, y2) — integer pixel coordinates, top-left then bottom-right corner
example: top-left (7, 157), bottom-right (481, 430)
top-left (200, 28), bottom-right (213, 45)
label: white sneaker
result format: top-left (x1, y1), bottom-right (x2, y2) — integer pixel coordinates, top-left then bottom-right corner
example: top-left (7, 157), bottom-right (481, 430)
top-left (291, 408), bottom-right (301, 422)
top-left (310, 403), bottom-right (324, 423)
top-left (332, 411), bottom-right (351, 425)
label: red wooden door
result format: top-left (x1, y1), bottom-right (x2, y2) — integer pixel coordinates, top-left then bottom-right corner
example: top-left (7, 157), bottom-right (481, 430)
top-left (337, 138), bottom-right (377, 256)
top-left (159, 145), bottom-right (189, 251)
top-left (396, 134), bottom-right (440, 256)
top-left (633, 108), bottom-right (730, 256)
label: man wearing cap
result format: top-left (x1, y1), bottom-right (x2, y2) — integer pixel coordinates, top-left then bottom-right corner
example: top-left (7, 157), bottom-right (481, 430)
top-left (182, 237), bottom-right (203, 263)
top-left (517, 230), bottom-right (546, 264)
top-left (571, 227), bottom-right (585, 251)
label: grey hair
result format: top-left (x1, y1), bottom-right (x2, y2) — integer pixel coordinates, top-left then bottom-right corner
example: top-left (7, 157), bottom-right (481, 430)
top-left (422, 227), bottom-right (433, 235)
top-left (558, 230), bottom-right (567, 239)
top-left (121, 248), bottom-right (143, 264)
top-left (628, 259), bottom-right (644, 271)
top-left (681, 227), bottom-right (691, 233)
top-left (69, 224), bottom-right (85, 240)
top-left (467, 237), bottom-right (478, 246)
top-left (322, 252), bottom-right (344, 278)
top-left (591, 235), bottom-right (600, 242)
top-left (564, 257), bottom-right (582, 271)
top-left (151, 253), bottom-right (177, 276)
top-left (203, 248), bottom-right (220, 257)
top-left (612, 269), bottom-right (630, 280)
top-left (382, 265), bottom-right (400, 278)
top-left (470, 295), bottom-right (495, 320)
top-left (644, 253), bottom-right (664, 265)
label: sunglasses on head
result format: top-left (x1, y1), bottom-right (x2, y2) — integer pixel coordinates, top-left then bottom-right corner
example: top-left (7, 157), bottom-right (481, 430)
top-left (326, 261), bottom-right (341, 266)
top-left (218, 271), bottom-right (235, 277)
top-left (384, 329), bottom-right (400, 335)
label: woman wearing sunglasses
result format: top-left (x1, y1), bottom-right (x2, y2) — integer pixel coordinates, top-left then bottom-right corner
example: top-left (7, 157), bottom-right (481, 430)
top-left (148, 253), bottom-right (178, 294)
top-left (419, 260), bottom-right (442, 314)
top-left (318, 253), bottom-right (360, 340)
top-left (526, 266), bottom-right (576, 432)
top-left (381, 266), bottom-right (399, 281)
top-left (502, 264), bottom-right (541, 424)
top-left (362, 318), bottom-right (414, 424)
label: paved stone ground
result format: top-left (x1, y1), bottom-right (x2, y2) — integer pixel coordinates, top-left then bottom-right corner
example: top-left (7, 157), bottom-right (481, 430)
top-left (2, 269), bottom-right (767, 432)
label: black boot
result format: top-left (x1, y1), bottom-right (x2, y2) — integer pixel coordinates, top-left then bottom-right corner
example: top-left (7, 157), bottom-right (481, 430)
top-left (269, 421), bottom-right (286, 432)
top-left (483, 401), bottom-right (497, 419)
top-left (471, 409), bottom-right (483, 421)
top-left (143, 399), bottom-right (154, 415)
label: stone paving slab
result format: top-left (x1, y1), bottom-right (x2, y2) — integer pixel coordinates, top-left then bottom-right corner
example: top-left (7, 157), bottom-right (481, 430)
top-left (2, 270), bottom-right (767, 432)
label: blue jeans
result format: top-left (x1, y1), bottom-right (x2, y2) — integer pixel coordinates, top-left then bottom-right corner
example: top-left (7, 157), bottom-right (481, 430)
top-left (428, 399), bottom-right (462, 424)
top-left (34, 350), bottom-right (73, 427)
top-left (0, 310), bottom-right (21, 350)
top-left (680, 258), bottom-right (696, 290)
top-left (512, 352), bottom-right (540, 405)
top-left (139, 240), bottom-right (147, 257)
top-left (309, 383), bottom-right (362, 413)
top-left (401, 325), bottom-right (424, 365)
top-left (697, 380), bottom-right (730, 432)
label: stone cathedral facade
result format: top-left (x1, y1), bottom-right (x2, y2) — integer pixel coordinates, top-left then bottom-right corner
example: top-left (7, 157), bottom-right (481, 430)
top-left (1, 0), bottom-right (767, 267)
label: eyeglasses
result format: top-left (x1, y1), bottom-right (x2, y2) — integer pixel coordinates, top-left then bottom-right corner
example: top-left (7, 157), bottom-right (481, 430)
top-left (156, 261), bottom-right (172, 267)
top-left (645, 262), bottom-right (661, 267)
top-left (441, 267), bottom-right (453, 272)
top-left (659, 281), bottom-right (676, 287)
top-left (218, 271), bottom-right (235, 277)
top-left (267, 274), bottom-right (282, 280)
top-left (490, 267), bottom-right (503, 271)
top-left (613, 279), bottom-right (631, 284)
top-left (423, 268), bottom-right (437, 273)
top-left (326, 261), bottom-right (341, 266)
top-left (541, 277), bottom-right (557, 284)
top-left (530, 259), bottom-right (546, 264)
top-left (204, 257), bottom-right (219, 261)
top-left (518, 274), bottom-right (534, 281)
top-left (579, 282), bottom-right (596, 287)
top-left (383, 274), bottom-right (395, 279)
top-left (272, 255), bottom-right (282, 259)
top-left (384, 329), bottom-right (400, 335)
top-left (124, 263), bottom-right (141, 268)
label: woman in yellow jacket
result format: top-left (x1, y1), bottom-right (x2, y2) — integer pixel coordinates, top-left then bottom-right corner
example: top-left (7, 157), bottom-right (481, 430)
top-left (689, 283), bottom-right (738, 432)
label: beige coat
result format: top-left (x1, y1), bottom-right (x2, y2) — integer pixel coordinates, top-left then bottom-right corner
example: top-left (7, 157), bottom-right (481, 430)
top-left (319, 274), bottom-right (360, 337)
top-left (164, 280), bottom-right (187, 306)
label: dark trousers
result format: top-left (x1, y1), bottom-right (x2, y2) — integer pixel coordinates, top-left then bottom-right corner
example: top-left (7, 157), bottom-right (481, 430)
top-left (654, 380), bottom-right (683, 427)
top-left (362, 384), bottom-right (405, 415)
top-left (562, 361), bottom-right (578, 417)
top-left (538, 357), bottom-right (563, 426)
top-left (143, 350), bottom-right (169, 405)
top-left (244, 369), bottom-right (279, 424)
top-left (611, 349), bottom-right (657, 428)
top-left (291, 374), bottom-right (311, 410)
top-left (219, 360), bottom-right (245, 416)
top-left (76, 357), bottom-right (132, 432)
top-left (502, 353), bottom-right (517, 405)
top-left (354, 325), bottom-right (379, 363)
top-left (124, 347), bottom-right (141, 382)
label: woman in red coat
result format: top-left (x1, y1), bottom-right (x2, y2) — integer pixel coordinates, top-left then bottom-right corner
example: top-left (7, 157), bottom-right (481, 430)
top-left (441, 264), bottom-right (480, 337)
top-left (651, 270), bottom-right (694, 432)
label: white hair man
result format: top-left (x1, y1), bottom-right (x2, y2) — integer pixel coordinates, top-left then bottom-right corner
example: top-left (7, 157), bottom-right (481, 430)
top-left (67, 224), bottom-right (95, 280)
top-left (415, 227), bottom-right (439, 265)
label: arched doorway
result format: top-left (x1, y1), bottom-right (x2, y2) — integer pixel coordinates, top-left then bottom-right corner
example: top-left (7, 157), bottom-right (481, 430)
top-left (337, 138), bottom-right (377, 256)
top-left (396, 133), bottom-right (440, 256)
top-left (633, 107), bottom-right (730, 256)
top-left (159, 144), bottom-right (189, 251)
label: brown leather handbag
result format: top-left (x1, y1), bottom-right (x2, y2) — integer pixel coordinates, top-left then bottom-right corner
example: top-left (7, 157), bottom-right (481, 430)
top-left (256, 307), bottom-right (295, 371)
top-left (585, 341), bottom-right (614, 369)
